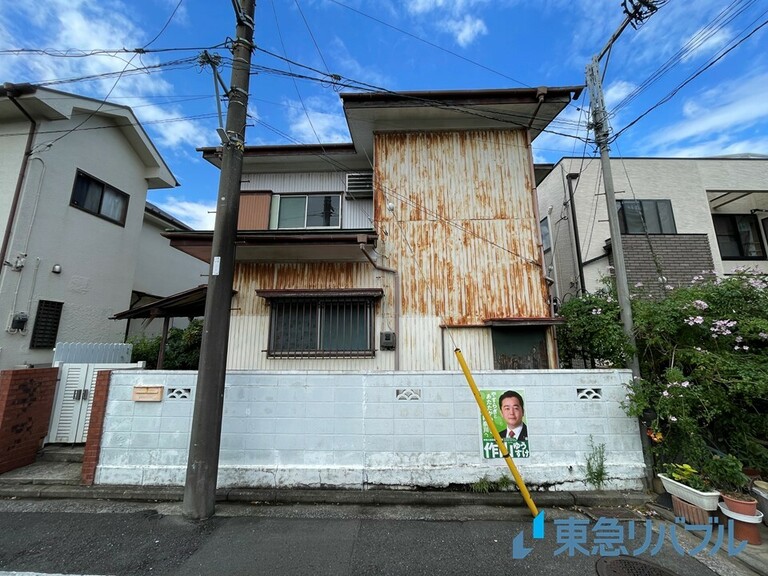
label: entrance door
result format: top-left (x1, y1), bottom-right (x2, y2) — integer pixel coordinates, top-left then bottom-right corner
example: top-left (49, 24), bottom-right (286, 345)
top-left (47, 363), bottom-right (139, 444)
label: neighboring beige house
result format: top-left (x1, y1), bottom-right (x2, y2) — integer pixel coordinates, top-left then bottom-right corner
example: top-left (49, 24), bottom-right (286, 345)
top-left (167, 87), bottom-right (583, 371)
top-left (536, 156), bottom-right (768, 301)
top-left (0, 84), bottom-right (206, 369)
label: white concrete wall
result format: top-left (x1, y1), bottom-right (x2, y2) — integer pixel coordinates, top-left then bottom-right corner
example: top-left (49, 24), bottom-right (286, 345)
top-left (95, 369), bottom-right (645, 491)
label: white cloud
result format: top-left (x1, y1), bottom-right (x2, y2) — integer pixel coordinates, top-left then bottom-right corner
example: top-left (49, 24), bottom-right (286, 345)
top-left (330, 37), bottom-right (391, 87)
top-left (0, 0), bottom-right (205, 156)
top-left (441, 15), bottom-right (488, 48)
top-left (641, 72), bottom-right (768, 156)
top-left (151, 196), bottom-right (217, 230)
top-left (400, 0), bottom-right (489, 47)
top-left (285, 96), bottom-right (350, 143)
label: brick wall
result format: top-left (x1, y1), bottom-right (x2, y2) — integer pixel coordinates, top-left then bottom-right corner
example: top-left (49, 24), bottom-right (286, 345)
top-left (610, 234), bottom-right (715, 296)
top-left (81, 370), bottom-right (112, 485)
top-left (0, 368), bottom-right (58, 474)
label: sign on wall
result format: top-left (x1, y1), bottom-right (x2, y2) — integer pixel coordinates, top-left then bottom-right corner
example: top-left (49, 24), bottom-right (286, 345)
top-left (480, 389), bottom-right (530, 459)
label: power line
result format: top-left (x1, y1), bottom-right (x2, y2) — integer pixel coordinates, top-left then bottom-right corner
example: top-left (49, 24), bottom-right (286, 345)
top-left (268, 0), bottom-right (324, 146)
top-left (250, 48), bottom-right (588, 141)
top-left (611, 0), bottom-right (758, 116)
top-left (612, 13), bottom-right (768, 141)
top-left (326, 0), bottom-right (529, 88)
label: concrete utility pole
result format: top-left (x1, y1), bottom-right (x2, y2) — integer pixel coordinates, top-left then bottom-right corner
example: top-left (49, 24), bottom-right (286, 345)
top-left (183, 0), bottom-right (255, 521)
top-left (585, 57), bottom-right (640, 379)
top-left (584, 0), bottom-right (666, 378)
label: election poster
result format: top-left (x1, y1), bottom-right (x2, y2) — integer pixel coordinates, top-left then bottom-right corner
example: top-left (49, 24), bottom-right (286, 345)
top-left (480, 389), bottom-right (530, 459)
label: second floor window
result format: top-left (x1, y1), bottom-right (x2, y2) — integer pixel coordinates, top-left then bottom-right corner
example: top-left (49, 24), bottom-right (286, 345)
top-left (713, 214), bottom-right (766, 260)
top-left (272, 194), bottom-right (341, 229)
top-left (617, 199), bottom-right (676, 234)
top-left (70, 170), bottom-right (129, 226)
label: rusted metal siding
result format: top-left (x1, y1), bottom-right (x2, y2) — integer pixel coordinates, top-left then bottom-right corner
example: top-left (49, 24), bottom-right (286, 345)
top-left (238, 192), bottom-right (271, 230)
top-left (227, 262), bottom-right (395, 370)
top-left (374, 130), bottom-right (550, 326)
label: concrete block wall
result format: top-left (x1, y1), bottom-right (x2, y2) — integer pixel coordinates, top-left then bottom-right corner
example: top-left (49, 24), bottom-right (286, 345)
top-left (94, 369), bottom-right (645, 491)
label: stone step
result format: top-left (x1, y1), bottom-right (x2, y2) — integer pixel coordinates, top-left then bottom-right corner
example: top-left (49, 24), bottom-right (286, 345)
top-left (0, 461), bottom-right (81, 485)
top-left (37, 444), bottom-right (84, 463)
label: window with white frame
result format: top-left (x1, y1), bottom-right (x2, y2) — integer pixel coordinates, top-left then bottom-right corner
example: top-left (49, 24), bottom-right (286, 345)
top-left (540, 216), bottom-right (551, 252)
top-left (617, 199), bottom-right (676, 234)
top-left (70, 170), bottom-right (129, 225)
top-left (259, 291), bottom-right (380, 358)
top-left (713, 214), bottom-right (766, 260)
top-left (270, 194), bottom-right (341, 229)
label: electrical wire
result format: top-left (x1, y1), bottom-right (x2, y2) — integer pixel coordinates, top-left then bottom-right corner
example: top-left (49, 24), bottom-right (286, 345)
top-left (294, 0), bottom-right (331, 74)
top-left (611, 12), bottom-right (768, 142)
top-left (268, 0), bottom-right (325, 147)
top-left (326, 0), bottom-right (529, 88)
top-left (611, 0), bottom-right (757, 116)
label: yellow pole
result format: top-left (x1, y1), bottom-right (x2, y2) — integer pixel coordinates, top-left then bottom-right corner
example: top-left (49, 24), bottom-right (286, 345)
top-left (454, 348), bottom-right (538, 517)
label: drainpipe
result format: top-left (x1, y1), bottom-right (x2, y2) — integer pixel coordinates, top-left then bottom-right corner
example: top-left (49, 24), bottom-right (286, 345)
top-left (360, 244), bottom-right (400, 371)
top-left (566, 173), bottom-right (587, 295)
top-left (1, 83), bottom-right (38, 283)
top-left (526, 87), bottom-right (547, 129)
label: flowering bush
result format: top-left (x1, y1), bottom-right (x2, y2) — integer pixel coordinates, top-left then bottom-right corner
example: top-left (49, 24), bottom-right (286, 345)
top-left (558, 269), bottom-right (768, 475)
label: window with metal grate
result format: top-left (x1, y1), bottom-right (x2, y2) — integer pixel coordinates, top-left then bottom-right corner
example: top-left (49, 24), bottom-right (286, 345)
top-left (30, 300), bottom-right (64, 349)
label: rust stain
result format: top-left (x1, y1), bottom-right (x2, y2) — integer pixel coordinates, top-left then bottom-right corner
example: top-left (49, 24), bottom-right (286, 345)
top-left (375, 129), bottom-right (548, 325)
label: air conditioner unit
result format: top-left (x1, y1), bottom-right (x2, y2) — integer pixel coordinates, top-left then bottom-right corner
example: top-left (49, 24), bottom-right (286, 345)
top-left (345, 172), bottom-right (374, 200)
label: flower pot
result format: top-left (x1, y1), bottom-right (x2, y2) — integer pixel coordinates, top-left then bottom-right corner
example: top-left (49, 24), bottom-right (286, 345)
top-left (671, 495), bottom-right (713, 525)
top-left (718, 502), bottom-right (764, 545)
top-left (657, 473), bottom-right (720, 511)
top-left (752, 481), bottom-right (768, 527)
top-left (721, 492), bottom-right (758, 516)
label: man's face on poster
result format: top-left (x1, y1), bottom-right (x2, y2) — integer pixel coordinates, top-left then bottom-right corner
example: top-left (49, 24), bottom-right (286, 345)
top-left (501, 396), bottom-right (524, 429)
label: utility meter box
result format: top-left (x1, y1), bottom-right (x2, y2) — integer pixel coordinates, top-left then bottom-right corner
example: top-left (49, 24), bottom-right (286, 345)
top-left (380, 331), bottom-right (396, 350)
top-left (11, 312), bottom-right (28, 330)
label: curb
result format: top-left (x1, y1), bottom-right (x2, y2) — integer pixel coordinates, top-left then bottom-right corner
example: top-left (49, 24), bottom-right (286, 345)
top-left (0, 483), bottom-right (652, 509)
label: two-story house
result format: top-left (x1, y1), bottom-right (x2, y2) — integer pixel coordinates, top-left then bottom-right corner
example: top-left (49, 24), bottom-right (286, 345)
top-left (536, 156), bottom-right (768, 301)
top-left (0, 83), bottom-right (206, 370)
top-left (167, 87), bottom-right (584, 371)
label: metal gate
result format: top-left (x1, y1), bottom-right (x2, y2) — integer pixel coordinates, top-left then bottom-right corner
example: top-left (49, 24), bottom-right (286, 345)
top-left (47, 363), bottom-right (142, 444)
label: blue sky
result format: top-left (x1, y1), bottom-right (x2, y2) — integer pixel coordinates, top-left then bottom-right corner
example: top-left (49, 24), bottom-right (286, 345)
top-left (2, 0), bottom-right (767, 229)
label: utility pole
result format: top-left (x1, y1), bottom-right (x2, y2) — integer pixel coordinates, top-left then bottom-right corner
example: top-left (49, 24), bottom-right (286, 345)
top-left (585, 57), bottom-right (640, 378)
top-left (183, 0), bottom-right (255, 521)
top-left (586, 1), bottom-right (665, 489)
top-left (584, 0), bottom-right (665, 378)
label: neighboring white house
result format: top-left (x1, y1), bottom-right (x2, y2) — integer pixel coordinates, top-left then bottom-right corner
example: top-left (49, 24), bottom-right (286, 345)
top-left (0, 83), bottom-right (205, 369)
top-left (536, 156), bottom-right (768, 301)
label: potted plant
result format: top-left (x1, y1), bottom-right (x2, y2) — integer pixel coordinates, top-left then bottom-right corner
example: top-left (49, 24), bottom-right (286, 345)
top-left (657, 463), bottom-right (720, 511)
top-left (704, 455), bottom-right (757, 515)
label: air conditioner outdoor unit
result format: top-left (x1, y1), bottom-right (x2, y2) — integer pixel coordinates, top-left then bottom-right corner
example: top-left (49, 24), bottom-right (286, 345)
top-left (345, 172), bottom-right (374, 200)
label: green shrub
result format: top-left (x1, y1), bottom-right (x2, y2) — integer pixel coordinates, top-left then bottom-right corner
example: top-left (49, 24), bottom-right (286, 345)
top-left (559, 269), bottom-right (768, 475)
top-left (129, 319), bottom-right (203, 370)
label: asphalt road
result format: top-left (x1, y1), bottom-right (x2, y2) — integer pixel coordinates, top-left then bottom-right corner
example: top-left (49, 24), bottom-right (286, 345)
top-left (0, 499), bottom-right (756, 576)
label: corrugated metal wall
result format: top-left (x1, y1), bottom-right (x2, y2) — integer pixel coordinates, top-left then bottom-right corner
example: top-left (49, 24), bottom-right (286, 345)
top-left (227, 262), bottom-right (396, 370)
top-left (229, 131), bottom-right (549, 371)
top-left (243, 172), bottom-right (346, 193)
top-left (375, 130), bottom-right (549, 326)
